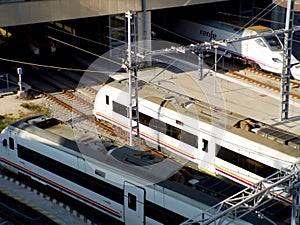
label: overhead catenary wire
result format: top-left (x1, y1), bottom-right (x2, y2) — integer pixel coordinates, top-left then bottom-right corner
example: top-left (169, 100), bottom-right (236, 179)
top-left (0, 23), bottom-right (126, 74)
top-left (0, 56), bottom-right (114, 74)
top-left (0, 0), bottom-right (289, 77)
top-left (217, 11), bottom-right (285, 27)
top-left (133, 1), bottom-right (291, 77)
top-left (0, 4), bottom-right (287, 85)
top-left (48, 36), bottom-right (121, 66)
top-left (0, 23), bottom-right (126, 73)
top-left (226, 0), bottom-right (282, 40)
top-left (47, 25), bottom-right (111, 48)
top-left (0, 3), bottom-right (273, 79)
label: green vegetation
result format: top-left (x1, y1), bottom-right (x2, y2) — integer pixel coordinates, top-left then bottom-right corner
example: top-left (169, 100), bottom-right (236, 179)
top-left (20, 102), bottom-right (49, 114)
top-left (0, 115), bottom-right (15, 131)
top-left (0, 102), bottom-right (49, 132)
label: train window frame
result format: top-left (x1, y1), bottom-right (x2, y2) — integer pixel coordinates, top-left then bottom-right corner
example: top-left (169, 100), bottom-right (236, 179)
top-left (176, 120), bottom-right (183, 126)
top-left (9, 137), bottom-right (14, 150)
top-left (263, 34), bottom-right (283, 51)
top-left (166, 124), bottom-right (181, 140)
top-left (128, 193), bottom-right (137, 211)
top-left (202, 139), bottom-right (208, 152)
top-left (17, 144), bottom-right (124, 204)
top-left (140, 112), bottom-right (151, 126)
top-left (95, 169), bottom-right (106, 177)
top-left (149, 117), bottom-right (167, 134)
top-left (216, 145), bottom-right (277, 178)
top-left (112, 101), bottom-right (127, 117)
top-left (2, 139), bottom-right (7, 147)
top-left (181, 130), bottom-right (198, 149)
top-left (255, 38), bottom-right (266, 48)
top-left (113, 102), bottom-right (198, 148)
top-left (106, 95), bottom-right (109, 105)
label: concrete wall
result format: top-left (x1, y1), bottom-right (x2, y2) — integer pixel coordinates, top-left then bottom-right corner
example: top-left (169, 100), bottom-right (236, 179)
top-left (0, 0), bottom-right (228, 27)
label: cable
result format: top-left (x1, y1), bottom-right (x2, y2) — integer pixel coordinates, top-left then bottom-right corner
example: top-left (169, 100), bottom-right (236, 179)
top-left (217, 11), bottom-right (284, 27)
top-left (150, 21), bottom-right (198, 44)
top-left (0, 72), bottom-right (47, 99)
top-left (227, 0), bottom-right (282, 40)
top-left (48, 26), bottom-right (110, 48)
top-left (0, 56), bottom-right (114, 74)
top-left (48, 36), bottom-right (121, 66)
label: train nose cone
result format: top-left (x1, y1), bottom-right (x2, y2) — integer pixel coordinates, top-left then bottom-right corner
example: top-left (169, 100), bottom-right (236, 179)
top-left (291, 63), bottom-right (300, 80)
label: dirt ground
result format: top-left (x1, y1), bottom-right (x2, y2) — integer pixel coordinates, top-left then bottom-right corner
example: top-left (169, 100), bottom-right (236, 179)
top-left (0, 94), bottom-right (44, 118)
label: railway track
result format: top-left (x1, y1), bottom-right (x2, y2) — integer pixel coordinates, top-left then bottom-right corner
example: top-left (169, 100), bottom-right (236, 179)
top-left (226, 67), bottom-right (300, 100)
top-left (0, 170), bottom-right (117, 225)
top-left (43, 88), bottom-right (130, 147)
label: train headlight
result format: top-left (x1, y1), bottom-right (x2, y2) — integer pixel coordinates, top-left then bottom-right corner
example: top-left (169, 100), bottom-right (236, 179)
top-left (272, 58), bottom-right (282, 63)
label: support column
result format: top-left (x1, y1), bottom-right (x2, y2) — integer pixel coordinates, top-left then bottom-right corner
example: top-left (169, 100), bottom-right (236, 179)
top-left (125, 11), bottom-right (140, 147)
top-left (137, 9), bottom-right (152, 66)
top-left (291, 173), bottom-right (300, 225)
top-left (280, 0), bottom-right (294, 121)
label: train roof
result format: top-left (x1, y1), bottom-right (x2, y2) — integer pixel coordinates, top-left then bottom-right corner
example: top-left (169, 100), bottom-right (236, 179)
top-left (8, 114), bottom-right (81, 153)
top-left (105, 78), bottom-right (236, 127)
top-left (6, 114), bottom-right (183, 182)
top-left (247, 25), bottom-right (272, 33)
top-left (5, 115), bottom-right (255, 208)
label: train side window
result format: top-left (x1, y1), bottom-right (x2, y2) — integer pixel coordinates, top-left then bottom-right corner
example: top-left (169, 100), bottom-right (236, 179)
top-left (139, 112), bottom-right (151, 126)
top-left (95, 169), bottom-right (105, 177)
top-left (128, 193), bottom-right (137, 211)
top-left (202, 139), bottom-right (208, 152)
top-left (167, 125), bottom-right (181, 140)
top-left (255, 38), bottom-right (266, 48)
top-left (106, 95), bottom-right (109, 105)
top-left (2, 139), bottom-right (7, 147)
top-left (9, 137), bottom-right (14, 150)
top-left (216, 145), bottom-right (277, 178)
top-left (181, 130), bottom-right (198, 148)
top-left (112, 101), bottom-right (127, 117)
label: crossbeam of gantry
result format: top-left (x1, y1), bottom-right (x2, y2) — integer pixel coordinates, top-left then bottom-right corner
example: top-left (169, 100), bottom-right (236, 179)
top-left (0, 0), bottom-right (228, 27)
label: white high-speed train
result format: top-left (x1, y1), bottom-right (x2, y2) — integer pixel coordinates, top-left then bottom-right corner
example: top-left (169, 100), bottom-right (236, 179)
top-left (93, 79), bottom-right (300, 204)
top-left (168, 18), bottom-right (300, 79)
top-left (0, 115), bottom-right (255, 225)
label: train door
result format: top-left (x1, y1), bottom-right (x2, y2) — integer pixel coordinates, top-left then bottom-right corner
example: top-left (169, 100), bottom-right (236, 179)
top-left (124, 181), bottom-right (145, 225)
top-left (195, 138), bottom-right (216, 174)
top-left (0, 133), bottom-right (9, 159)
top-left (7, 132), bottom-right (17, 160)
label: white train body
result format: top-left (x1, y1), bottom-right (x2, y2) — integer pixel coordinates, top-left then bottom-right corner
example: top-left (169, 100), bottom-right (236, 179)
top-left (0, 115), bottom-right (253, 225)
top-left (93, 80), bottom-right (300, 204)
top-left (169, 19), bottom-right (300, 79)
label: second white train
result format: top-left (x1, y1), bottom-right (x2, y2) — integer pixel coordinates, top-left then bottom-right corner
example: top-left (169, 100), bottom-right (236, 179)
top-left (168, 18), bottom-right (300, 79)
top-left (93, 79), bottom-right (300, 205)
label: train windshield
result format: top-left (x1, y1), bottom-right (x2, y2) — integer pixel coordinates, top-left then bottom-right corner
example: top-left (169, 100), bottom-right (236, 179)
top-left (263, 34), bottom-right (282, 51)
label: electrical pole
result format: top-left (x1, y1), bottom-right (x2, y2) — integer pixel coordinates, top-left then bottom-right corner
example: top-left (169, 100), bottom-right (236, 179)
top-left (125, 11), bottom-right (140, 147)
top-left (291, 173), bottom-right (300, 225)
top-left (280, 0), bottom-right (294, 121)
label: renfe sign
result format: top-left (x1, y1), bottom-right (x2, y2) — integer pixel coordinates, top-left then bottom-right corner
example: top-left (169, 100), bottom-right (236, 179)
top-left (199, 29), bottom-right (217, 41)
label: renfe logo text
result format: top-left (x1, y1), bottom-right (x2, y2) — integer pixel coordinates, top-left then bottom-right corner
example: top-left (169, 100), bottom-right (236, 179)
top-left (199, 29), bottom-right (217, 40)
